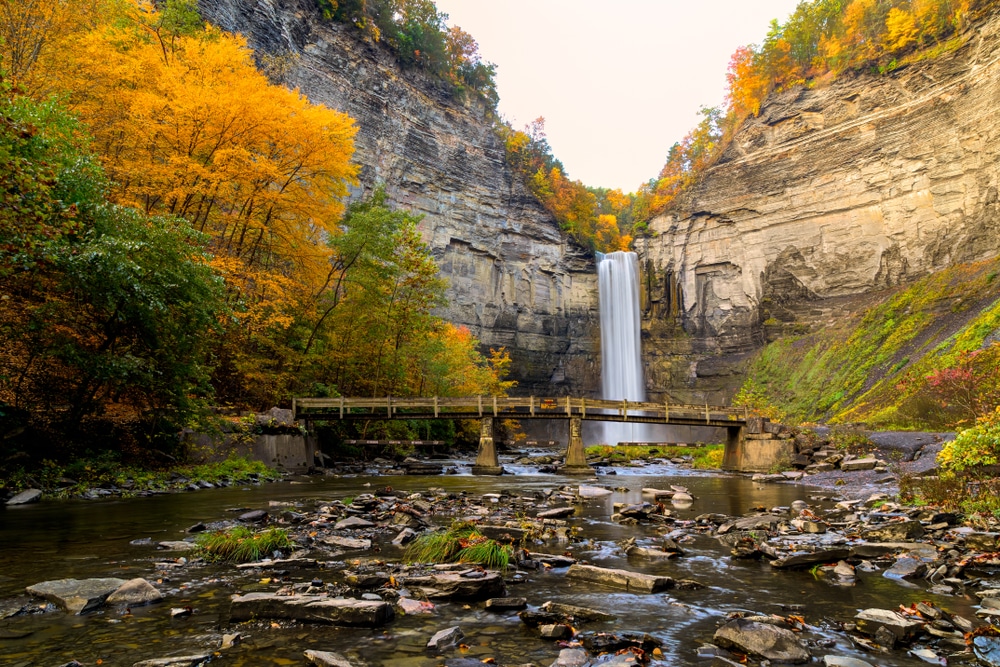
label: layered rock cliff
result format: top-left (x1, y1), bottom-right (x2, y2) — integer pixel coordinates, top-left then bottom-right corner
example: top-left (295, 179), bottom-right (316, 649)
top-left (637, 15), bottom-right (1000, 403)
top-left (199, 0), bottom-right (600, 395)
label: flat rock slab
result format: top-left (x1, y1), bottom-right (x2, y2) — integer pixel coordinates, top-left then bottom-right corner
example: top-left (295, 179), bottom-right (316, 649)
top-left (855, 608), bottom-right (924, 640)
top-left (133, 656), bottom-right (211, 667)
top-left (841, 458), bottom-right (879, 471)
top-left (551, 648), bottom-right (589, 667)
top-left (334, 517), bottom-right (375, 530)
top-left (714, 618), bottom-right (810, 663)
top-left (862, 520), bottom-right (924, 541)
top-left (157, 541), bottom-right (197, 552)
top-left (427, 625), bottom-right (464, 650)
top-left (6, 489), bottom-right (42, 505)
top-left (304, 650), bottom-right (354, 667)
top-left (537, 507), bottom-right (576, 519)
top-left (321, 536), bottom-right (371, 550)
top-left (541, 600), bottom-right (616, 621)
top-left (966, 532), bottom-right (1000, 551)
top-left (883, 556), bottom-right (927, 580)
top-left (486, 597), bottom-right (527, 611)
top-left (566, 564), bottom-right (673, 593)
top-left (578, 485), bottom-right (613, 497)
top-left (235, 557), bottom-right (318, 569)
top-left (27, 577), bottom-right (126, 614)
top-left (823, 657), bottom-right (874, 667)
top-left (527, 552), bottom-right (577, 567)
top-left (106, 578), bottom-right (163, 606)
top-left (402, 572), bottom-right (505, 601)
top-left (769, 548), bottom-right (851, 569)
top-left (229, 593), bottom-right (394, 627)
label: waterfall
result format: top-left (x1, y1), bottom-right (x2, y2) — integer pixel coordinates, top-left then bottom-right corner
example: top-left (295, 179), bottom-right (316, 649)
top-left (597, 251), bottom-right (659, 445)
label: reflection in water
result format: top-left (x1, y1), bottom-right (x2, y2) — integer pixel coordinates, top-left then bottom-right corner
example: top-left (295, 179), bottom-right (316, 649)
top-left (0, 469), bottom-right (976, 666)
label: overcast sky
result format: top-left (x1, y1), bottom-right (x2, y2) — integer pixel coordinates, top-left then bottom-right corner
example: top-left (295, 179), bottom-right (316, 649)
top-left (433, 0), bottom-right (803, 192)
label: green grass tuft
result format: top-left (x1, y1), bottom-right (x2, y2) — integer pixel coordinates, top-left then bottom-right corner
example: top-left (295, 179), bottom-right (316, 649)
top-left (196, 526), bottom-right (293, 563)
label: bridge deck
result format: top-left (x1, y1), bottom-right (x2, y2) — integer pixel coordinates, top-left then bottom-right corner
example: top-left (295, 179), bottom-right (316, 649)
top-left (294, 396), bottom-right (746, 428)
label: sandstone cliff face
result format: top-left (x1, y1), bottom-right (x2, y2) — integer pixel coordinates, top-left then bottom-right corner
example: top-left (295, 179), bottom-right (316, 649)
top-left (637, 16), bottom-right (1000, 403)
top-left (199, 0), bottom-right (600, 395)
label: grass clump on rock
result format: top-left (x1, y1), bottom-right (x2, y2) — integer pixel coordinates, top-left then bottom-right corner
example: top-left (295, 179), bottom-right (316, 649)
top-left (196, 526), bottom-right (293, 563)
top-left (404, 523), bottom-right (513, 569)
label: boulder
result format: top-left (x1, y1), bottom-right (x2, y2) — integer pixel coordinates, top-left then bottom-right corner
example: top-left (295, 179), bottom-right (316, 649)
top-left (883, 556), bottom-right (927, 580)
top-left (6, 489), bottom-right (42, 505)
top-left (550, 648), bottom-right (589, 667)
top-left (426, 626), bottom-right (464, 650)
top-left (540, 623), bottom-right (573, 638)
top-left (854, 609), bottom-right (923, 641)
top-left (106, 578), bottom-right (163, 606)
top-left (26, 577), bottom-right (126, 614)
top-left (566, 564), bottom-right (673, 593)
top-left (392, 528), bottom-right (417, 546)
top-left (862, 521), bottom-right (924, 542)
top-left (485, 597), bottom-right (527, 611)
top-left (229, 593), bottom-right (394, 627)
top-left (714, 618), bottom-right (810, 663)
top-left (238, 510), bottom-right (267, 522)
top-left (132, 656), bottom-right (212, 667)
top-left (304, 650), bottom-right (353, 667)
top-left (973, 632), bottom-right (1000, 667)
top-left (396, 597), bottom-right (435, 615)
top-left (401, 571), bottom-right (505, 601)
top-left (840, 458), bottom-right (878, 471)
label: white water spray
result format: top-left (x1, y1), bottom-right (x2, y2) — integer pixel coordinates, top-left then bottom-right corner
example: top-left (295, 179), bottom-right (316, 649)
top-left (597, 251), bottom-right (660, 445)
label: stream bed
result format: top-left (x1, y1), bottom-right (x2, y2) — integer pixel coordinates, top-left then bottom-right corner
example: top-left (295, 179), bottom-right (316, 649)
top-left (0, 459), bottom-right (986, 667)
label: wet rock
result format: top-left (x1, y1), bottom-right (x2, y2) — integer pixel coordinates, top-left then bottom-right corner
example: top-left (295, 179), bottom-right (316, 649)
top-left (550, 648), bottom-right (588, 667)
top-left (540, 623), bottom-right (573, 638)
top-left (132, 657), bottom-right (211, 667)
top-left (396, 597), bottom-right (435, 615)
top-left (344, 571), bottom-right (390, 588)
top-left (854, 609), bottom-right (923, 641)
top-left (6, 488), bottom-right (42, 505)
top-left (485, 597), bottom-right (527, 611)
top-left (718, 514), bottom-right (783, 533)
top-left (304, 650), bottom-right (353, 667)
top-left (542, 601), bottom-right (616, 621)
top-left (862, 521), bottom-right (924, 541)
top-left (321, 535), bottom-right (371, 550)
top-left (840, 458), bottom-right (878, 471)
top-left (790, 518), bottom-right (826, 533)
top-left (106, 578), bottom-right (163, 606)
top-left (832, 561), bottom-right (856, 585)
top-left (714, 618), bottom-right (810, 663)
top-left (401, 571), bottom-right (505, 601)
top-left (186, 522), bottom-right (206, 533)
top-left (392, 528), bottom-right (417, 546)
top-left (157, 541), bottom-right (197, 552)
top-left (578, 631), bottom-right (662, 655)
top-left (908, 648), bottom-right (945, 665)
top-left (221, 633), bottom-right (242, 649)
top-left (229, 593), bottom-right (394, 627)
top-left (578, 485), bottom-right (613, 497)
top-left (537, 507), bottom-right (575, 519)
top-left (850, 542), bottom-right (935, 559)
top-left (426, 625), bottom-right (464, 651)
top-left (566, 564), bottom-right (673, 593)
top-left (334, 516), bottom-right (375, 530)
top-left (527, 552), bottom-right (577, 567)
top-left (883, 556), bottom-right (927, 580)
top-left (823, 656), bottom-right (874, 667)
top-left (966, 532), bottom-right (1000, 551)
top-left (235, 557), bottom-right (317, 570)
top-left (238, 509), bottom-right (268, 522)
top-left (769, 548), bottom-right (851, 569)
top-left (973, 631), bottom-right (1000, 667)
top-left (26, 577), bottom-right (126, 614)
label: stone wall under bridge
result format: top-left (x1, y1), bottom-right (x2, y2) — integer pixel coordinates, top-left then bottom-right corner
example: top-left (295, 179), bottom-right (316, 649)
top-left (720, 417), bottom-right (795, 473)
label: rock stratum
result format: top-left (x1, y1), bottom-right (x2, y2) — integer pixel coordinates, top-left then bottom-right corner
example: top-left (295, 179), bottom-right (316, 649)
top-left (199, 0), bottom-right (599, 395)
top-left (637, 15), bottom-right (1000, 402)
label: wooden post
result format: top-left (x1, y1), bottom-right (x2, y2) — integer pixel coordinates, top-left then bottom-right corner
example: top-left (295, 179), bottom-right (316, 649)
top-left (566, 395), bottom-right (571, 416)
top-left (434, 396), bottom-right (439, 418)
top-left (744, 405), bottom-right (749, 421)
top-left (339, 396), bottom-right (344, 420)
top-left (665, 401), bottom-right (669, 423)
top-left (493, 395), bottom-right (498, 417)
top-left (478, 395), bottom-right (483, 416)
top-left (622, 400), bottom-right (628, 421)
top-left (705, 402), bottom-right (710, 424)
top-left (530, 396), bottom-right (535, 417)
top-left (581, 398), bottom-right (587, 418)
top-left (292, 397), bottom-right (297, 420)
top-left (387, 396), bottom-right (392, 417)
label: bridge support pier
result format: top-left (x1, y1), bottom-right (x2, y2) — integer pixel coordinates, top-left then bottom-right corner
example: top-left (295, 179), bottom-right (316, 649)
top-left (471, 417), bottom-right (503, 475)
top-left (563, 416), bottom-right (592, 475)
top-left (722, 425), bottom-right (745, 471)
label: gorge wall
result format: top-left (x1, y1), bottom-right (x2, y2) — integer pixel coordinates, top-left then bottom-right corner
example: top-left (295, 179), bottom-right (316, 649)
top-left (636, 14), bottom-right (1000, 404)
top-left (199, 0), bottom-right (600, 396)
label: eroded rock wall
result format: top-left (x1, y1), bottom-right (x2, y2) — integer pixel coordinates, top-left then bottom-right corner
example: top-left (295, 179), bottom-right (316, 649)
top-left (637, 16), bottom-right (1000, 403)
top-left (199, 0), bottom-right (600, 395)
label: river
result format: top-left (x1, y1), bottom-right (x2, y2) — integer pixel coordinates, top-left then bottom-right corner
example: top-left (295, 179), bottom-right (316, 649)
top-left (0, 461), bottom-right (971, 666)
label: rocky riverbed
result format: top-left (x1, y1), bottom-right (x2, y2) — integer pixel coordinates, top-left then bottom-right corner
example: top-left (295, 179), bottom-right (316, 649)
top-left (2, 446), bottom-right (999, 667)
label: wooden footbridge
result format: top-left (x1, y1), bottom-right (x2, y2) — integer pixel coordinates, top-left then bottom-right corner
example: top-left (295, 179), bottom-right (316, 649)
top-left (293, 396), bottom-right (754, 475)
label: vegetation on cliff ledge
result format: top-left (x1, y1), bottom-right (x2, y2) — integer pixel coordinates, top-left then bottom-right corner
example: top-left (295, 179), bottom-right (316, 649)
top-left (739, 257), bottom-right (1000, 431)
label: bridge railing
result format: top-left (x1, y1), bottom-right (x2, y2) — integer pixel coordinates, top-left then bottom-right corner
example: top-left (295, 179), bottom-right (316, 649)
top-left (293, 396), bottom-right (747, 424)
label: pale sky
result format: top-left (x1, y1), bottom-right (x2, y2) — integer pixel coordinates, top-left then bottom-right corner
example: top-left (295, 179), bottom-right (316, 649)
top-left (433, 0), bottom-right (803, 192)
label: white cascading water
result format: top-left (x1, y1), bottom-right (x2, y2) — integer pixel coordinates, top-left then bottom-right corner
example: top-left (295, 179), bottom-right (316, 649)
top-left (597, 251), bottom-right (660, 445)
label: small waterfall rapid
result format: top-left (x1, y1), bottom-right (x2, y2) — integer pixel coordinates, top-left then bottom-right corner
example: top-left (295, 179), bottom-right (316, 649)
top-left (597, 251), bottom-right (661, 445)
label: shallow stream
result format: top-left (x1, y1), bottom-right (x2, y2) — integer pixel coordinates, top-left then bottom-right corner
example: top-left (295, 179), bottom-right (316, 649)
top-left (0, 460), bottom-right (978, 667)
